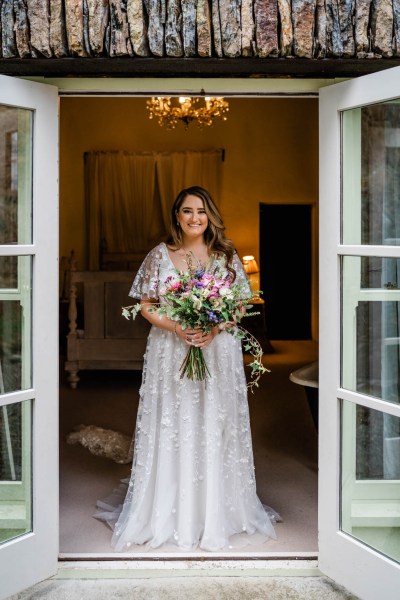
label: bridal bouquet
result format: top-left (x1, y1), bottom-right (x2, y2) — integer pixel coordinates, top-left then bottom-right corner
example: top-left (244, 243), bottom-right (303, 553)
top-left (122, 264), bottom-right (269, 392)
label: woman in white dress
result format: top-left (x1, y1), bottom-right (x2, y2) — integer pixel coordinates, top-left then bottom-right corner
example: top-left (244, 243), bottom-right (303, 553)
top-left (97, 186), bottom-right (278, 551)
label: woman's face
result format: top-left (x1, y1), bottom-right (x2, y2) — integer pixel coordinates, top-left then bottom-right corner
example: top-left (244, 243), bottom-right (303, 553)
top-left (177, 194), bottom-right (208, 241)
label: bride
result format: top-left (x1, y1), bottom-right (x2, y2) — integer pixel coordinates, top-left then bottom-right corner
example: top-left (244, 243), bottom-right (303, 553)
top-left (96, 186), bottom-right (279, 551)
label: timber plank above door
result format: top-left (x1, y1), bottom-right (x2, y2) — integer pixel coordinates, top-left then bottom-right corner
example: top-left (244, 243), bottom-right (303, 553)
top-left (0, 0), bottom-right (400, 76)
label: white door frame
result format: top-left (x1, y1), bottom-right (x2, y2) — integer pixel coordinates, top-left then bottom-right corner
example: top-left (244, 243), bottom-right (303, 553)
top-left (0, 76), bottom-right (59, 600)
top-left (55, 79), bottom-right (321, 563)
top-left (319, 68), bottom-right (400, 600)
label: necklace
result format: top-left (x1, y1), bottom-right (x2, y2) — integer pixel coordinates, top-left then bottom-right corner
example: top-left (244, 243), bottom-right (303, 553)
top-left (181, 246), bottom-right (213, 271)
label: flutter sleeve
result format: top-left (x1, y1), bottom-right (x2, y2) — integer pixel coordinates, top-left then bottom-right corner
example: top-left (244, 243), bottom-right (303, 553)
top-left (128, 244), bottom-right (163, 300)
top-left (232, 252), bottom-right (252, 298)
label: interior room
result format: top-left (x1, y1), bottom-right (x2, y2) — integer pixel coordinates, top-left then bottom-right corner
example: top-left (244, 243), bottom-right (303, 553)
top-left (58, 96), bottom-right (319, 555)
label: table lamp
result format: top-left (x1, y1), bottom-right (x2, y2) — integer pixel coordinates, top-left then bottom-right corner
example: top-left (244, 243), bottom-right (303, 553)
top-left (243, 255), bottom-right (260, 293)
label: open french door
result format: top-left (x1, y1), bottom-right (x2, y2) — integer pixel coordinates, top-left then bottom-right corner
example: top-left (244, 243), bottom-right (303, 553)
top-left (319, 68), bottom-right (400, 599)
top-left (2, 66), bottom-right (400, 599)
top-left (0, 76), bottom-right (58, 599)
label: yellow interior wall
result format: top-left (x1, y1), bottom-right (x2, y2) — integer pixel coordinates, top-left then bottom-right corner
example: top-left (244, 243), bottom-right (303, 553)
top-left (60, 96), bottom-right (319, 337)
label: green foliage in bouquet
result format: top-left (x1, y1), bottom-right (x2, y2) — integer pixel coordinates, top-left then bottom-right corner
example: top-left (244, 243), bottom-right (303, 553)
top-left (123, 258), bottom-right (270, 392)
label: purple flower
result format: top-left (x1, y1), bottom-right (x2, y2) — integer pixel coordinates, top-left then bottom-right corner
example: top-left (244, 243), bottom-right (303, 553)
top-left (193, 280), bottom-right (204, 289)
top-left (206, 310), bottom-right (219, 323)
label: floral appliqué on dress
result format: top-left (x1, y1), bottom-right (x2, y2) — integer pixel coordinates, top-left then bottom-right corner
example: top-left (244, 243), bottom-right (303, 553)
top-left (95, 243), bottom-right (279, 551)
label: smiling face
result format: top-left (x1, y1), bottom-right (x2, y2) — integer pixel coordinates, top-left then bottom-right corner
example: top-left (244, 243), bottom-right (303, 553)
top-left (176, 194), bottom-right (209, 242)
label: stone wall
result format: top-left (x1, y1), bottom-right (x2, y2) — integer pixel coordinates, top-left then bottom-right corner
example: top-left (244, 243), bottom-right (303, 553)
top-left (0, 0), bottom-right (399, 59)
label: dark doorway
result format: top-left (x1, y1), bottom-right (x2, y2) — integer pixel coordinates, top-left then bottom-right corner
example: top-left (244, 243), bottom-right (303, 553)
top-left (260, 204), bottom-right (312, 340)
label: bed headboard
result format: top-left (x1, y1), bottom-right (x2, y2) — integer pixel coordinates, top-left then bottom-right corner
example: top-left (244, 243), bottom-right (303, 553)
top-left (65, 269), bottom-right (150, 388)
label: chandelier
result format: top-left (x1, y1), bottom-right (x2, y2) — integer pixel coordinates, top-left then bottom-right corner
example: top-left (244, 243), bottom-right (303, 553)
top-left (146, 96), bottom-right (229, 130)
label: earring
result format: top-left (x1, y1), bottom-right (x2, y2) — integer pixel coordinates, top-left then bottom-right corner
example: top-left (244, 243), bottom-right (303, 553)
top-left (177, 221), bottom-right (180, 227)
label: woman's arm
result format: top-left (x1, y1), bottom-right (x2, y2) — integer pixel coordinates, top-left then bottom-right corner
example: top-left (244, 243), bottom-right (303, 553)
top-left (140, 298), bottom-right (184, 338)
top-left (140, 298), bottom-right (218, 348)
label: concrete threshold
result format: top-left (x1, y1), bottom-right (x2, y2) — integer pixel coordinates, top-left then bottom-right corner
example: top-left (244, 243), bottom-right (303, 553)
top-left (10, 558), bottom-right (360, 599)
top-left (11, 573), bottom-right (359, 600)
top-left (55, 557), bottom-right (321, 579)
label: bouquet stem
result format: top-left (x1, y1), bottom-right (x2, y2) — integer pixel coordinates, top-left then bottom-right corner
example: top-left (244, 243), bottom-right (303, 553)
top-left (180, 346), bottom-right (211, 381)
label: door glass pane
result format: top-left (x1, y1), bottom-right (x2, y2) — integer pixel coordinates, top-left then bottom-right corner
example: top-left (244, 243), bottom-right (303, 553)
top-left (342, 101), bottom-right (400, 246)
top-left (0, 399), bottom-right (32, 544)
top-left (0, 256), bottom-right (32, 394)
top-left (341, 399), bottom-right (400, 563)
top-left (0, 107), bottom-right (33, 245)
top-left (359, 256), bottom-right (400, 289)
top-left (342, 255), bottom-right (400, 405)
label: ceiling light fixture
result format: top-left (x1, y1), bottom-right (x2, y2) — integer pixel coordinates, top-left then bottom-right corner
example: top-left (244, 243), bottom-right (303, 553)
top-left (146, 96), bottom-right (229, 130)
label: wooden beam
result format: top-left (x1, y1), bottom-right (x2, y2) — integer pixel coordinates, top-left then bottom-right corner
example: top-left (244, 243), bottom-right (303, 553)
top-left (0, 57), bottom-right (398, 77)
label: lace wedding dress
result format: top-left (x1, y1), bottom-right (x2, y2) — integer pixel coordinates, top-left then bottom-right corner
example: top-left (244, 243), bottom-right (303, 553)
top-left (95, 242), bottom-right (279, 551)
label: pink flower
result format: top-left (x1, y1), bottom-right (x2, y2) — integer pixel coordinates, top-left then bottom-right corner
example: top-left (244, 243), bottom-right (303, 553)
top-left (213, 279), bottom-right (226, 289)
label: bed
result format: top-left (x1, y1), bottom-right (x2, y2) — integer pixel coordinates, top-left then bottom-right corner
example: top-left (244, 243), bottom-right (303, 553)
top-left (64, 261), bottom-right (150, 389)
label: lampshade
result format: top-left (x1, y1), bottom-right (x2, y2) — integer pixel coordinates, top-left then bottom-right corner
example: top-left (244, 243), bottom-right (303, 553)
top-left (243, 255), bottom-right (259, 274)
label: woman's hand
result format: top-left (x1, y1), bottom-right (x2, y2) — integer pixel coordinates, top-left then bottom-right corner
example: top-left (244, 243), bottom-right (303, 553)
top-left (178, 325), bottom-right (218, 348)
top-left (218, 304), bottom-right (246, 331)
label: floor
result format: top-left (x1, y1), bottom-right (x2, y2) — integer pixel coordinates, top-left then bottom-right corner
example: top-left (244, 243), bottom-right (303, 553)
top-left (11, 575), bottom-right (359, 600)
top-left (59, 340), bottom-right (319, 556)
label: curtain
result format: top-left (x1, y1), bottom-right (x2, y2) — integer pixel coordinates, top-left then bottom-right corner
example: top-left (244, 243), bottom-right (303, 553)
top-left (85, 149), bottom-right (223, 270)
top-left (156, 150), bottom-right (223, 230)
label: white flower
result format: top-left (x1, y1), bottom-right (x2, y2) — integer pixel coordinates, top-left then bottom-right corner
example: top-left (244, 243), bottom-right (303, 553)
top-left (211, 297), bottom-right (223, 308)
top-left (219, 287), bottom-right (233, 298)
top-left (192, 296), bottom-right (202, 311)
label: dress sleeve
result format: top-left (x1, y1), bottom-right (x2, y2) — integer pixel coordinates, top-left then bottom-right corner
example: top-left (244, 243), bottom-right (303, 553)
top-left (232, 253), bottom-right (252, 298)
top-left (128, 245), bottom-right (163, 300)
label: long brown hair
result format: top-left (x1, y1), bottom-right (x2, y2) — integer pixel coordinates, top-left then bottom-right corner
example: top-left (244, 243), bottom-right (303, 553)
top-left (166, 186), bottom-right (236, 279)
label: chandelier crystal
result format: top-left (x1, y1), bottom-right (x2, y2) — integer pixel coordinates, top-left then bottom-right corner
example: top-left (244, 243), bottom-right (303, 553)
top-left (146, 96), bottom-right (229, 130)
